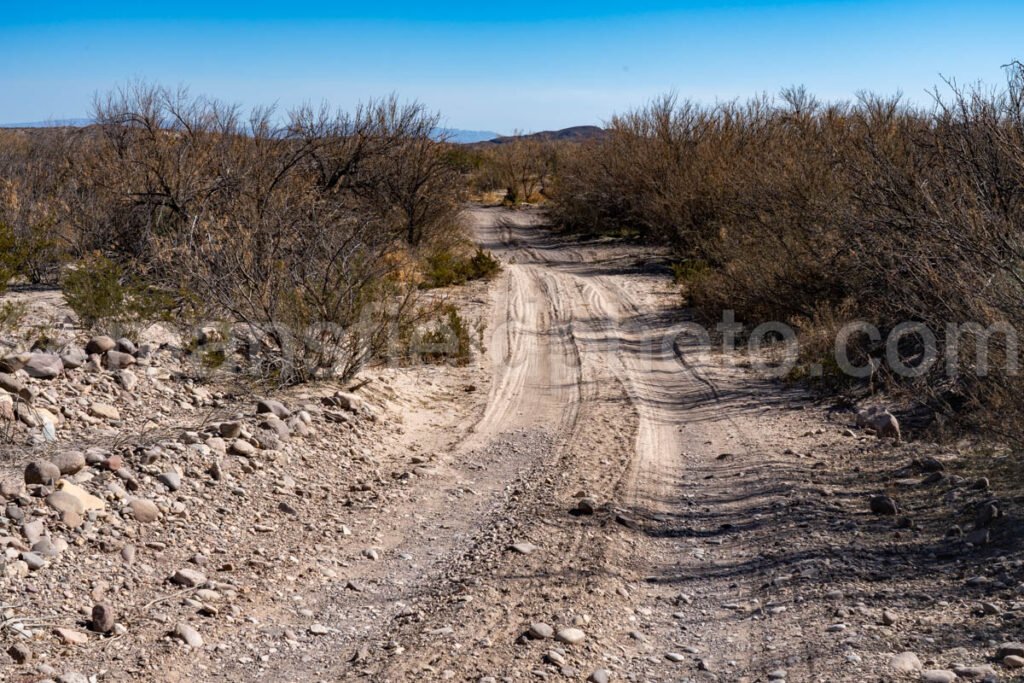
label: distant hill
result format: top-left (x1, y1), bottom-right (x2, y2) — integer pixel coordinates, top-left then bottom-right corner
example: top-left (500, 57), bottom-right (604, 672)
top-left (0, 118), bottom-right (92, 129)
top-left (484, 126), bottom-right (606, 145)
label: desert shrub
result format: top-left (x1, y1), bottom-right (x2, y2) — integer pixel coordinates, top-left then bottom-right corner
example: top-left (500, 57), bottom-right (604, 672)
top-left (475, 136), bottom-right (558, 204)
top-left (549, 65), bottom-right (1024, 439)
top-left (0, 83), bottom-right (478, 385)
top-left (421, 248), bottom-right (501, 289)
top-left (61, 253), bottom-right (173, 331)
top-left (0, 300), bottom-right (28, 336)
top-left (414, 304), bottom-right (477, 365)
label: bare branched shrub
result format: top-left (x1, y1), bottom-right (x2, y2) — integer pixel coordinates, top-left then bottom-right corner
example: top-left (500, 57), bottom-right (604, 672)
top-left (549, 66), bottom-right (1024, 438)
top-left (0, 82), bottom-right (469, 385)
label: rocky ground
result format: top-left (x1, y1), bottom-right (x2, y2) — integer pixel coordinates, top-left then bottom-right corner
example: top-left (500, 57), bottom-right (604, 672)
top-left (1, 206), bottom-right (1023, 683)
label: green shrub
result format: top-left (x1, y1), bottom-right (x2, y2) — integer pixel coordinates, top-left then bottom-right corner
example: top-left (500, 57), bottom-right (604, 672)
top-left (62, 253), bottom-right (173, 330)
top-left (421, 249), bottom-right (501, 289)
top-left (0, 222), bottom-right (29, 293)
top-left (414, 304), bottom-right (479, 365)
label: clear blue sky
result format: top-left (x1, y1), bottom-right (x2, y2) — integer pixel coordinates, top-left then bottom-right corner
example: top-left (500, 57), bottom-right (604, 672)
top-left (2, 1), bottom-right (1021, 133)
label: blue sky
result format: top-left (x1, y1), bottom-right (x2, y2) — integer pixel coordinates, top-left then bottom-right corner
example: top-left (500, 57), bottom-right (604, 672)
top-left (2, 1), bottom-right (1022, 132)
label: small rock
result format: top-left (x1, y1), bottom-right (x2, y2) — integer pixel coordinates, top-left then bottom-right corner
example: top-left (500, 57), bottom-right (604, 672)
top-left (157, 471), bottom-right (181, 492)
top-left (173, 622), bottom-right (203, 648)
top-left (574, 497), bottom-right (597, 515)
top-left (509, 542), bottom-right (538, 555)
top-left (46, 490), bottom-right (84, 517)
top-left (89, 403), bottom-right (120, 421)
top-left (1004, 655), bottom-right (1024, 669)
top-left (920, 671), bottom-right (957, 683)
top-left (115, 337), bottom-right (137, 354)
top-left (6, 642), bottom-right (31, 663)
top-left (954, 664), bottom-right (997, 679)
top-left (128, 498), bottom-right (160, 523)
top-left (54, 627), bottom-right (88, 645)
top-left (870, 495), bottom-right (899, 515)
top-left (997, 643), bottom-right (1024, 659)
top-left (230, 439), bottom-right (255, 456)
top-left (256, 399), bottom-right (290, 419)
top-left (23, 353), bottom-right (63, 380)
top-left (24, 460), bottom-right (60, 486)
top-left (86, 336), bottom-right (116, 355)
top-left (889, 652), bottom-right (922, 673)
top-left (91, 603), bottom-right (115, 633)
top-left (103, 350), bottom-right (136, 370)
top-left (21, 551), bottom-right (46, 570)
top-left (527, 623), bottom-right (554, 639)
top-left (171, 568), bottom-right (207, 587)
top-left (554, 628), bottom-right (585, 645)
top-left (219, 422), bottom-right (242, 439)
top-left (588, 670), bottom-right (610, 683)
top-left (665, 653), bottom-right (685, 662)
top-left (51, 451), bottom-right (86, 475)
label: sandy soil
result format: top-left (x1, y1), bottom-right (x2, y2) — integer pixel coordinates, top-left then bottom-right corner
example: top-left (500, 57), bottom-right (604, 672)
top-left (5, 206), bottom-right (1019, 683)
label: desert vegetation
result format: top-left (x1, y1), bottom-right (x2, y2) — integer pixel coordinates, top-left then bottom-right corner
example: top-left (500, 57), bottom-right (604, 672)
top-left (548, 63), bottom-right (1024, 439)
top-left (0, 83), bottom-right (497, 383)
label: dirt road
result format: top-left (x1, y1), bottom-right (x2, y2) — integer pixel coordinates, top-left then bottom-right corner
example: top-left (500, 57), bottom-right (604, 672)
top-left (170, 206), bottom-right (1009, 683)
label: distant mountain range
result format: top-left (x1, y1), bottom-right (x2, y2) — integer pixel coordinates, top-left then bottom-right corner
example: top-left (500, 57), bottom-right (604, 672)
top-left (0, 118), bottom-right (93, 129)
top-left (0, 120), bottom-right (605, 145)
top-left (438, 128), bottom-right (503, 143)
top-left (477, 126), bottom-right (607, 145)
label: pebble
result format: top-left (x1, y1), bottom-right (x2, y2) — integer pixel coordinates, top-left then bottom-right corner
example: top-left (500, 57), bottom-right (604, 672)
top-left (665, 653), bottom-right (685, 662)
top-left (889, 652), bottom-right (922, 673)
top-left (554, 628), bottom-right (585, 645)
top-left (24, 460), bottom-right (60, 486)
top-left (528, 623), bottom-right (554, 639)
top-left (91, 604), bottom-right (115, 633)
top-left (954, 664), bottom-right (997, 679)
top-left (54, 628), bottom-right (88, 645)
top-left (997, 642), bottom-right (1024, 659)
top-left (171, 568), bottom-right (207, 587)
top-left (920, 671), bottom-right (957, 683)
top-left (7, 642), bottom-right (32, 663)
top-left (173, 622), bottom-right (204, 648)
top-left (869, 495), bottom-right (899, 515)
top-left (158, 471), bottom-right (182, 492)
top-left (1004, 655), bottom-right (1024, 668)
top-left (128, 498), bottom-right (160, 523)
top-left (51, 451), bottom-right (86, 475)
top-left (588, 670), bottom-right (610, 683)
top-left (509, 542), bottom-right (538, 555)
